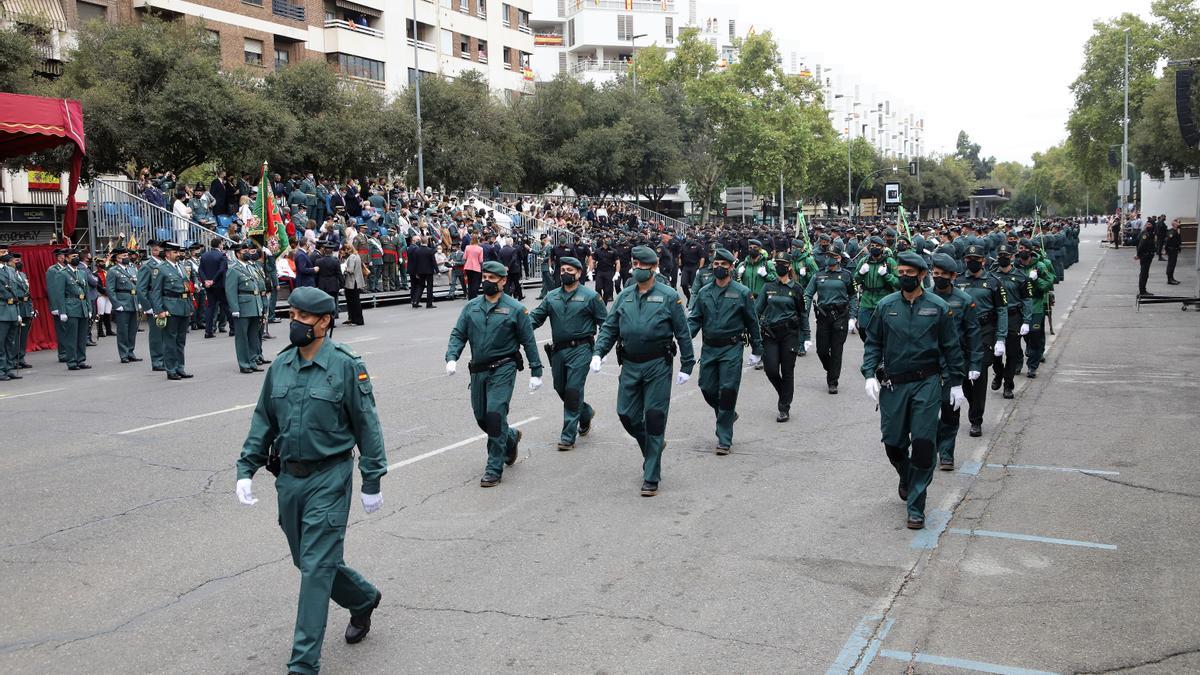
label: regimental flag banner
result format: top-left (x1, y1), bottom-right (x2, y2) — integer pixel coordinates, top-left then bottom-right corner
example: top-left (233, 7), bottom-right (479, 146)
top-left (253, 162), bottom-right (288, 252)
top-left (797, 202), bottom-right (811, 250)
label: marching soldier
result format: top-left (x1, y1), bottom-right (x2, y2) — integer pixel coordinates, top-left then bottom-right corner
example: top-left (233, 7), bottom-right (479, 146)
top-left (11, 253), bottom-right (33, 370)
top-left (756, 258), bottom-right (810, 422)
top-left (529, 256), bottom-right (608, 451)
top-left (735, 239), bottom-right (776, 299)
top-left (445, 260), bottom-right (544, 487)
top-left (137, 240), bottom-right (167, 371)
top-left (1017, 240), bottom-right (1055, 378)
top-left (592, 246), bottom-right (695, 497)
top-left (853, 236), bottom-right (898, 343)
top-left (929, 254), bottom-right (981, 471)
top-left (104, 247), bottom-right (143, 363)
top-left (47, 248), bottom-right (92, 371)
top-left (955, 245), bottom-right (1008, 437)
top-left (804, 242), bottom-right (858, 394)
top-left (688, 247), bottom-right (763, 454)
top-left (235, 286), bottom-right (387, 675)
top-left (988, 244), bottom-right (1032, 399)
top-left (862, 251), bottom-right (966, 530)
top-left (227, 242), bottom-right (265, 373)
top-left (150, 241), bottom-right (194, 380)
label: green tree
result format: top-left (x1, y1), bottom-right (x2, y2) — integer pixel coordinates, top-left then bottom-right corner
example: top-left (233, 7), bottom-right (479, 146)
top-left (0, 22), bottom-right (40, 94)
top-left (954, 131), bottom-right (995, 180)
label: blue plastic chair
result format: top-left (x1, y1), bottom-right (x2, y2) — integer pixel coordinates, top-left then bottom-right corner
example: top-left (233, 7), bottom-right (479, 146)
top-left (103, 201), bottom-right (119, 225)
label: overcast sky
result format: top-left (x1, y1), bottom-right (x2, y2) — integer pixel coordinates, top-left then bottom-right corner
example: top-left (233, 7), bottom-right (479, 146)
top-left (703, 0), bottom-right (1155, 165)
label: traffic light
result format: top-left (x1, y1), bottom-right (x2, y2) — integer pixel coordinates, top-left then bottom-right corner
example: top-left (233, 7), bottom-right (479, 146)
top-left (907, 161), bottom-right (917, 176)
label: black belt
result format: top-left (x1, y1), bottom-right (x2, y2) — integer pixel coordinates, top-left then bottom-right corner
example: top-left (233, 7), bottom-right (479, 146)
top-left (468, 352), bottom-right (524, 374)
top-left (618, 342), bottom-right (675, 364)
top-left (889, 366), bottom-right (940, 385)
top-left (816, 303), bottom-right (848, 315)
top-left (238, 291), bottom-right (259, 296)
top-left (546, 336), bottom-right (593, 357)
top-left (976, 312), bottom-right (995, 325)
top-left (283, 450), bottom-right (352, 478)
top-left (765, 319), bottom-right (799, 335)
top-left (703, 334), bottom-right (743, 348)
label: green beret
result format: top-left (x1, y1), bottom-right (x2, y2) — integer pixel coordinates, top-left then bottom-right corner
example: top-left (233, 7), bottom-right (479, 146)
top-left (559, 256), bottom-right (583, 271)
top-left (884, 228), bottom-right (898, 238)
top-left (930, 253), bottom-right (958, 272)
top-left (482, 260), bottom-right (509, 276)
top-left (896, 251), bottom-right (928, 271)
top-left (868, 236), bottom-right (886, 246)
top-left (712, 247), bottom-right (736, 264)
top-left (631, 245), bottom-right (658, 264)
top-left (1018, 238), bottom-right (1033, 249)
top-left (289, 287), bottom-right (337, 315)
top-left (748, 239), bottom-right (763, 248)
top-left (791, 238), bottom-right (804, 247)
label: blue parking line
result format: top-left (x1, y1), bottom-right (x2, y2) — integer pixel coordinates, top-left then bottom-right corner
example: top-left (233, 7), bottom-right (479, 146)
top-left (985, 463), bottom-right (1119, 476)
top-left (852, 617), bottom-right (893, 675)
top-left (910, 508), bottom-right (952, 550)
top-left (878, 649), bottom-right (1058, 674)
top-left (826, 615), bottom-right (883, 675)
top-left (948, 528), bottom-right (1117, 550)
top-left (959, 460), bottom-right (983, 476)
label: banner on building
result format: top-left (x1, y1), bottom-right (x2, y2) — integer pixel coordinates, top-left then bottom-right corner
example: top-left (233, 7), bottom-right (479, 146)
top-left (27, 168), bottom-right (61, 191)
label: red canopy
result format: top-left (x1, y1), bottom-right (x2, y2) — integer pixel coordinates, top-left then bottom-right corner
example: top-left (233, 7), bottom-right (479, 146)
top-left (0, 93), bottom-right (86, 237)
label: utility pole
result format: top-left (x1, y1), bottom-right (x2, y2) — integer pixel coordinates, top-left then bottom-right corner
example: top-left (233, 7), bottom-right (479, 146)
top-left (630, 33), bottom-right (647, 95)
top-left (1120, 27), bottom-right (1130, 237)
top-left (846, 116), bottom-right (853, 221)
top-left (413, 0), bottom-right (425, 193)
top-left (779, 172), bottom-right (785, 231)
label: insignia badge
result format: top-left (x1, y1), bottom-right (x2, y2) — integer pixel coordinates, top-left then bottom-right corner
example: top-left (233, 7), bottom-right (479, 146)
top-left (357, 372), bottom-right (369, 382)
top-left (918, 307), bottom-right (938, 316)
top-left (647, 296), bottom-right (664, 303)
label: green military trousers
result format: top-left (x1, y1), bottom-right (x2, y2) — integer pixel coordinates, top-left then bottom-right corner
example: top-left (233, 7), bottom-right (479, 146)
top-left (233, 316), bottom-right (259, 369)
top-left (616, 356), bottom-right (673, 483)
top-left (935, 382), bottom-right (960, 465)
top-left (147, 316), bottom-right (165, 369)
top-left (162, 315), bottom-right (187, 375)
top-left (277, 458), bottom-right (378, 675)
top-left (113, 309), bottom-right (138, 360)
top-left (16, 319), bottom-right (29, 366)
top-left (879, 374), bottom-right (941, 520)
top-left (62, 316), bottom-right (87, 367)
top-left (469, 362), bottom-right (520, 476)
top-left (1024, 311), bottom-right (1046, 374)
top-left (54, 314), bottom-right (66, 361)
top-left (551, 344), bottom-right (594, 445)
top-left (0, 320), bottom-right (15, 375)
top-left (698, 344), bottom-right (743, 448)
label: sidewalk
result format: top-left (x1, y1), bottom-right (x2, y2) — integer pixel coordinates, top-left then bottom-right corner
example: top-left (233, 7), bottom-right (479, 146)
top-left (852, 243), bottom-right (1200, 673)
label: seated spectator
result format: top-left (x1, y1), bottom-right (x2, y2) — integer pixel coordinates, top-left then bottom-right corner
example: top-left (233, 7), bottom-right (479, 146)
top-left (277, 250), bottom-right (297, 289)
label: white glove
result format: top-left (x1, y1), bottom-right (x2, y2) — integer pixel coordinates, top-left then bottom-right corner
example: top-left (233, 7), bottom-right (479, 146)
top-left (529, 376), bottom-right (542, 392)
top-left (798, 267), bottom-right (807, 277)
top-left (968, 370), bottom-right (981, 381)
top-left (115, 306), bottom-right (124, 312)
top-left (757, 267), bottom-right (767, 277)
top-left (1029, 269), bottom-right (1037, 280)
top-left (747, 354), bottom-right (762, 367)
top-left (675, 371), bottom-right (690, 385)
top-left (361, 492), bottom-right (382, 514)
top-left (847, 318), bottom-right (857, 334)
top-left (803, 340), bottom-right (814, 351)
top-left (232, 311), bottom-right (240, 318)
top-left (445, 360), bottom-right (456, 375)
top-left (859, 263), bottom-right (870, 275)
top-left (50, 309), bottom-right (59, 316)
top-left (865, 377), bottom-right (881, 402)
top-left (59, 314), bottom-right (68, 323)
top-left (950, 385), bottom-right (967, 411)
top-left (1019, 323), bottom-right (1030, 336)
top-left (878, 264), bottom-right (888, 275)
top-left (235, 478), bottom-right (257, 506)
top-left (590, 355), bottom-right (602, 372)
top-left (146, 310), bottom-right (155, 316)
top-left (994, 341), bottom-right (1006, 357)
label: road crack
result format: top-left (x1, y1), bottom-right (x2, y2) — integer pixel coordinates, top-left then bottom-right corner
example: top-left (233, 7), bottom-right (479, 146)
top-left (1075, 645), bottom-right (1200, 673)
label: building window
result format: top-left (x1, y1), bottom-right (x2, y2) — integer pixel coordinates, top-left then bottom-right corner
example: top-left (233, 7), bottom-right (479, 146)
top-left (665, 17), bottom-right (673, 43)
top-left (477, 0), bottom-right (486, 17)
top-left (441, 30), bottom-right (454, 55)
top-left (459, 36), bottom-right (469, 58)
top-left (567, 18), bottom-right (575, 47)
top-left (330, 53), bottom-right (384, 81)
top-left (617, 14), bottom-right (633, 41)
top-left (274, 47), bottom-right (289, 70)
top-left (502, 2), bottom-right (511, 27)
top-left (243, 0), bottom-right (263, 6)
top-left (503, 45), bottom-right (512, 70)
top-left (244, 38), bottom-right (264, 66)
top-left (728, 19), bottom-right (735, 41)
top-left (478, 39), bottom-right (488, 61)
top-left (76, 0), bottom-right (107, 24)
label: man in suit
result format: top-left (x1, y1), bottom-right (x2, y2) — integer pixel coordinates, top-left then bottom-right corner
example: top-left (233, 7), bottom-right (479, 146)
top-left (199, 238), bottom-right (230, 338)
top-left (406, 236), bottom-right (437, 309)
top-left (209, 171), bottom-right (228, 217)
top-left (294, 241), bottom-right (318, 288)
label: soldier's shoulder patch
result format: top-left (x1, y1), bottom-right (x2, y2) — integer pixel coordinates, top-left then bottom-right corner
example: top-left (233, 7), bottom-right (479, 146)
top-left (334, 343), bottom-right (360, 359)
top-left (677, 298), bottom-right (683, 304)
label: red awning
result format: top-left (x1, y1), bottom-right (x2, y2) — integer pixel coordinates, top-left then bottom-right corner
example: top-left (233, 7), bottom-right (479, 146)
top-left (0, 92), bottom-right (86, 237)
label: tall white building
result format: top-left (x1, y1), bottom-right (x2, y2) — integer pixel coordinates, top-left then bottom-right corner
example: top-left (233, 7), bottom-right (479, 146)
top-left (529, 0), bottom-right (681, 85)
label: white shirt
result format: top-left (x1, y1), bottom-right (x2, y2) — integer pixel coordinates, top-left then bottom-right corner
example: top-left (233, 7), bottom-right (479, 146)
top-left (173, 199), bottom-right (192, 221)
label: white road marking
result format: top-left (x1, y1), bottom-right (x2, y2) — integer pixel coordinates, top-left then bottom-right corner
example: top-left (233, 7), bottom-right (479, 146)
top-left (387, 416), bottom-right (540, 471)
top-left (0, 387), bottom-right (65, 401)
top-left (118, 404), bottom-right (255, 435)
top-left (343, 336), bottom-right (379, 344)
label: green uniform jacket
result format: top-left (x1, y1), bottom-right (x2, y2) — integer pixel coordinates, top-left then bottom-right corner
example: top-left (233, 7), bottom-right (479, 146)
top-left (262, 251), bottom-right (279, 290)
top-left (47, 264), bottom-right (91, 318)
top-left (1020, 259), bottom-right (1055, 313)
top-left (955, 272), bottom-right (1010, 337)
top-left (13, 269), bottom-right (33, 320)
top-left (687, 265), bottom-right (715, 309)
top-left (594, 281), bottom-right (696, 375)
top-left (736, 254), bottom-right (777, 297)
top-left (136, 258), bottom-right (161, 313)
top-left (861, 290), bottom-right (966, 388)
top-left (803, 267), bottom-right (860, 316)
top-left (150, 261), bottom-right (194, 317)
top-left (755, 279), bottom-right (808, 341)
top-left (687, 279), bottom-right (763, 355)
top-left (236, 339), bottom-right (387, 493)
top-left (937, 287), bottom-right (983, 375)
top-left (790, 251), bottom-right (819, 284)
top-left (105, 263), bottom-right (139, 311)
top-left (226, 260), bottom-right (264, 317)
top-left (854, 256), bottom-right (899, 310)
top-left (529, 284), bottom-right (608, 344)
top-left (990, 265), bottom-right (1034, 325)
top-left (446, 293), bottom-right (544, 377)
top-left (0, 266), bottom-right (19, 322)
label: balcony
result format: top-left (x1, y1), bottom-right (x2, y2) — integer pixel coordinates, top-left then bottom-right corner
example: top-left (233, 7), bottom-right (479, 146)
top-left (406, 37), bottom-right (436, 51)
top-left (571, 59), bottom-right (630, 74)
top-left (564, 0), bottom-right (674, 16)
top-left (271, 0), bottom-right (305, 21)
top-left (324, 19), bottom-right (384, 38)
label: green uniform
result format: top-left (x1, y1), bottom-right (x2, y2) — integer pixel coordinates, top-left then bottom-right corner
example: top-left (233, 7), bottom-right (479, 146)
top-left (47, 263), bottom-right (91, 368)
top-left (956, 269), bottom-right (1009, 426)
top-left (381, 235), bottom-right (399, 291)
top-left (687, 265), bottom-right (715, 309)
top-left (1020, 256), bottom-right (1055, 374)
top-left (13, 267), bottom-right (33, 368)
top-left (735, 254), bottom-right (777, 297)
top-left (45, 262), bottom-right (68, 362)
top-left (149, 260), bottom-right (194, 376)
top-left (688, 279), bottom-right (762, 448)
top-left (226, 259), bottom-right (264, 370)
top-left (853, 255), bottom-right (899, 341)
top-left (862, 290), bottom-right (964, 521)
top-left (236, 339), bottom-right (386, 675)
top-left (137, 257), bottom-right (165, 369)
top-left (934, 286), bottom-right (981, 465)
top-left (804, 265), bottom-right (859, 388)
top-left (446, 293), bottom-right (544, 478)
top-left (0, 265), bottom-right (19, 377)
top-left (263, 249), bottom-right (279, 322)
top-left (989, 265), bottom-right (1033, 390)
top-left (755, 278), bottom-right (807, 413)
top-left (105, 262), bottom-right (140, 361)
top-left (250, 259), bottom-right (269, 358)
top-left (593, 281), bottom-right (695, 485)
top-left (529, 284), bottom-right (608, 447)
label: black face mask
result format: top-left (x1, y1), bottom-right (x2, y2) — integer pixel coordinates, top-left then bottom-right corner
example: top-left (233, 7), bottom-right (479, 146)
top-left (898, 275), bottom-right (920, 292)
top-left (481, 280), bottom-right (501, 296)
top-left (965, 259), bottom-right (983, 273)
top-left (869, 247), bottom-right (883, 258)
top-left (289, 319), bottom-right (319, 347)
top-left (896, 242), bottom-right (910, 252)
top-left (933, 276), bottom-right (953, 290)
top-left (712, 266), bottom-right (730, 280)
top-left (997, 255), bottom-right (1012, 267)
top-left (560, 273), bottom-right (577, 286)
top-left (15, 262), bottom-right (23, 272)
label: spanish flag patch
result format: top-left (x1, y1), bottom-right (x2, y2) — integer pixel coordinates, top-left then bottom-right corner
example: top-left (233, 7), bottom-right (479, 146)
top-left (358, 372), bottom-right (369, 382)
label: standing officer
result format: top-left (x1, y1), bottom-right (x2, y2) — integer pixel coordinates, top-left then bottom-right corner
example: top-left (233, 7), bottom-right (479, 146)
top-left (46, 247), bottom-right (69, 363)
top-left (47, 248), bottom-right (92, 371)
top-left (1017, 241), bottom-right (1055, 378)
top-left (804, 242), bottom-right (858, 394)
top-left (227, 243), bottom-right (264, 374)
top-left (262, 239), bottom-right (280, 327)
top-left (150, 242), bottom-right (194, 380)
top-left (1165, 219), bottom-right (1182, 285)
top-left (862, 251), bottom-right (966, 530)
top-left (529, 256), bottom-right (607, 451)
top-left (104, 247), bottom-right (142, 363)
top-left (853, 236), bottom-right (898, 343)
top-left (0, 252), bottom-right (20, 380)
top-left (235, 286), bottom-right (387, 675)
top-left (988, 244), bottom-right (1032, 399)
top-left (10, 253), bottom-right (34, 370)
top-left (591, 246), bottom-right (695, 497)
top-left (445, 260), bottom-right (544, 487)
top-left (614, 235), bottom-right (633, 291)
top-left (1135, 219), bottom-right (1157, 296)
top-left (137, 240), bottom-right (167, 370)
top-left (929, 254), bottom-right (981, 471)
top-left (756, 258), bottom-right (810, 422)
top-left (591, 236), bottom-right (619, 304)
top-left (688, 247), bottom-right (763, 454)
top-left (955, 245), bottom-right (1008, 437)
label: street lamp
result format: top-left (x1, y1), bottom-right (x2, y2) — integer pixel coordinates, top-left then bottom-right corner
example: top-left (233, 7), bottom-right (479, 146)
top-left (412, 0), bottom-right (425, 192)
top-left (629, 33), bottom-right (648, 94)
top-left (1120, 27), bottom-right (1130, 237)
top-left (853, 166), bottom-right (898, 224)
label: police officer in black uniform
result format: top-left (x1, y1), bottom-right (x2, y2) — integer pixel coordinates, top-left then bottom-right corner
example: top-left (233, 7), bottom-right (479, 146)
top-left (678, 233), bottom-right (706, 303)
top-left (592, 237), bottom-right (619, 304)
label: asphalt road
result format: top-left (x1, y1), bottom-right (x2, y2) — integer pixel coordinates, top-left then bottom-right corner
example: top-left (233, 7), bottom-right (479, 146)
top-left (1, 227), bottom-right (1196, 674)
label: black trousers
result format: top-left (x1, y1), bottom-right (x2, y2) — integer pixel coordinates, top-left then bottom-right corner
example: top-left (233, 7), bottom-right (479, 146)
top-left (762, 331), bottom-right (798, 411)
top-left (205, 288), bottom-right (230, 336)
top-left (814, 309), bottom-right (848, 386)
top-left (344, 288), bottom-right (364, 325)
top-left (1138, 257), bottom-right (1153, 293)
top-left (1166, 249), bottom-right (1179, 281)
top-left (594, 270), bottom-right (615, 303)
top-left (466, 270), bottom-right (481, 299)
top-left (505, 272), bottom-right (523, 299)
top-left (992, 327), bottom-right (1023, 388)
top-left (964, 325), bottom-right (996, 425)
top-left (410, 274), bottom-right (434, 307)
top-left (680, 266), bottom-right (698, 300)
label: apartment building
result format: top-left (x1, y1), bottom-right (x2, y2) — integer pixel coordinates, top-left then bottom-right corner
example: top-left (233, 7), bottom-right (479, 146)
top-left (529, 0), bottom-right (680, 85)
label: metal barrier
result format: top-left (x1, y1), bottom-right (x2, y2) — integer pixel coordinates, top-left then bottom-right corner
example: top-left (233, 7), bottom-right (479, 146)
top-left (87, 178), bottom-right (235, 254)
top-left (488, 190), bottom-right (688, 232)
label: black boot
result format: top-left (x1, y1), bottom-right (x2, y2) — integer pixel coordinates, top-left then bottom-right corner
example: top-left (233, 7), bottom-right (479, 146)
top-left (345, 590), bottom-right (382, 644)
